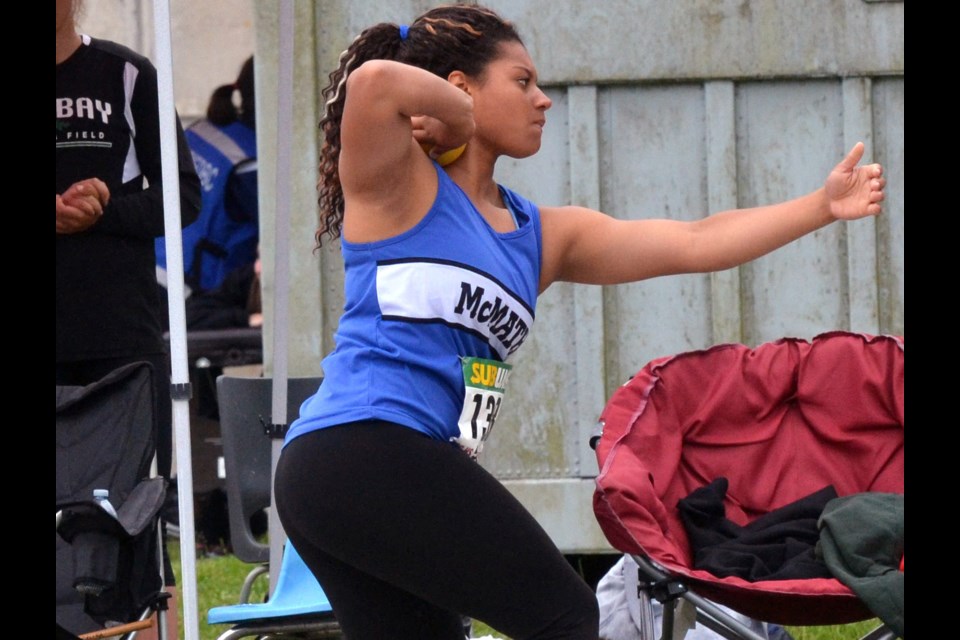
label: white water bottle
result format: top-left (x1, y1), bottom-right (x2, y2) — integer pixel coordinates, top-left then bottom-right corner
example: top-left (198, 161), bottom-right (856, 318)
top-left (93, 488), bottom-right (118, 520)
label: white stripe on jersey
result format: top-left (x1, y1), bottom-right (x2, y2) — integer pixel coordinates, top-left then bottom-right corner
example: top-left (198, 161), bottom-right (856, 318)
top-left (376, 260), bottom-right (533, 361)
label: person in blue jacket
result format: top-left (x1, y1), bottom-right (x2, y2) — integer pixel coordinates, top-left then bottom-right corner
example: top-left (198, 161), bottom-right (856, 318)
top-left (157, 56), bottom-right (258, 295)
top-left (273, 4), bottom-right (887, 639)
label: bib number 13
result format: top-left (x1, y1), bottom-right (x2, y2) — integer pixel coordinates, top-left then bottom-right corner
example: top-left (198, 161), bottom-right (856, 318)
top-left (455, 357), bottom-right (512, 457)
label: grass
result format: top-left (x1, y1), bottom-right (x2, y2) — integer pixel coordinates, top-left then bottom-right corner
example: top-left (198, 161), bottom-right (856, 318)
top-left (169, 541), bottom-right (268, 640)
top-left (170, 542), bottom-right (883, 640)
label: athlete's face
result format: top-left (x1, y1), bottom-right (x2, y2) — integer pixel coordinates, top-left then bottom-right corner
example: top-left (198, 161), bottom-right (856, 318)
top-left (467, 41), bottom-right (552, 159)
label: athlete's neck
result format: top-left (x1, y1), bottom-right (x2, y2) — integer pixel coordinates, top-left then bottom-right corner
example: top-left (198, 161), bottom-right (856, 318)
top-left (445, 155), bottom-right (502, 212)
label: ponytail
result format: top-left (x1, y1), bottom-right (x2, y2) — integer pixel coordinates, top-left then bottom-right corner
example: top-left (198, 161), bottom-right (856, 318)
top-left (206, 83), bottom-right (239, 126)
top-left (206, 55), bottom-right (255, 128)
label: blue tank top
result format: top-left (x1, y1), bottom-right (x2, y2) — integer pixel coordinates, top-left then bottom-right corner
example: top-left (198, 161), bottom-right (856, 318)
top-left (286, 163), bottom-right (542, 451)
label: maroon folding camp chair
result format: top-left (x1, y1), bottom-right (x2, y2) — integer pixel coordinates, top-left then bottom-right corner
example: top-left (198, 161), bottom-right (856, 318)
top-left (592, 332), bottom-right (903, 639)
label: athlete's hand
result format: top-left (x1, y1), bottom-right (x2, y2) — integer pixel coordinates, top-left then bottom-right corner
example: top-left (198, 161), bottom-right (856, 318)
top-left (825, 142), bottom-right (885, 221)
top-left (411, 114), bottom-right (473, 158)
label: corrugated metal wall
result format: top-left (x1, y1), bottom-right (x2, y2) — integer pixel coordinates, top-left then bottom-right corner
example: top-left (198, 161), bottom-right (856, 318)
top-left (255, 0), bottom-right (904, 554)
top-left (73, 0), bottom-right (904, 555)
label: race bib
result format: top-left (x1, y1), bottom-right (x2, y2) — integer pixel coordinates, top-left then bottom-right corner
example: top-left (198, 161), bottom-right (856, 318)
top-left (454, 357), bottom-right (512, 457)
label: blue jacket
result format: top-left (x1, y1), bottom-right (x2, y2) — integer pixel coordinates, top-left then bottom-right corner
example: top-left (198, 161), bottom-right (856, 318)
top-left (156, 119), bottom-right (257, 292)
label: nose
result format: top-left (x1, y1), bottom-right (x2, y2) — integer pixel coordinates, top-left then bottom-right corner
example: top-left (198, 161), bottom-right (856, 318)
top-left (535, 87), bottom-right (552, 111)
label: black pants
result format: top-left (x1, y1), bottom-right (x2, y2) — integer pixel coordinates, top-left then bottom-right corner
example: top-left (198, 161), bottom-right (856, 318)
top-left (275, 421), bottom-right (599, 640)
top-left (56, 352), bottom-right (176, 586)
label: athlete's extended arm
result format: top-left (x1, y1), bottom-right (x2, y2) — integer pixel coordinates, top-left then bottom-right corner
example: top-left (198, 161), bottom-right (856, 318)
top-left (539, 142), bottom-right (885, 289)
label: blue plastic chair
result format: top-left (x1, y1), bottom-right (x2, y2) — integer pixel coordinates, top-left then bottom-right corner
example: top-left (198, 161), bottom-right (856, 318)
top-left (207, 542), bottom-right (340, 639)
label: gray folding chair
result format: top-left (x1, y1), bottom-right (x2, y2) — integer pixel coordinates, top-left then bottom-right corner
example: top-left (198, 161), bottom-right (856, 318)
top-left (215, 374), bottom-right (323, 602)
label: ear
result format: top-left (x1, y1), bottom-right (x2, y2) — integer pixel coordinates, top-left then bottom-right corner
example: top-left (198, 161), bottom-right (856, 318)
top-left (447, 70), bottom-right (471, 94)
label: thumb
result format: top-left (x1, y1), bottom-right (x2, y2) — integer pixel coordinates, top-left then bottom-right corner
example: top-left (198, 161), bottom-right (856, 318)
top-left (837, 141), bottom-right (865, 171)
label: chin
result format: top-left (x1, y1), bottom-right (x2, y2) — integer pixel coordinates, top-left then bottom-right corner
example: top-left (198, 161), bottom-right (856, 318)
top-left (507, 142), bottom-right (542, 160)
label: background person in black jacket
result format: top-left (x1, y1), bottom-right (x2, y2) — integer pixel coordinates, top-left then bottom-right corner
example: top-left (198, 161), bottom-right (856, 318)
top-left (56, 0), bottom-right (201, 479)
top-left (56, 0), bottom-right (201, 636)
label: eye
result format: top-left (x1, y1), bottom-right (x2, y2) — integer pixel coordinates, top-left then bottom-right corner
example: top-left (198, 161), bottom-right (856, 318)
top-left (517, 77), bottom-right (530, 88)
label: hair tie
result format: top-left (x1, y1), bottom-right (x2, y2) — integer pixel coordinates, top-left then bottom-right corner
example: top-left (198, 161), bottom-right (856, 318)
top-left (399, 24), bottom-right (409, 41)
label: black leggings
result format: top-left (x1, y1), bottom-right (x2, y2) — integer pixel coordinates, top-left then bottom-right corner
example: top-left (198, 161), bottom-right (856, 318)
top-left (275, 421), bottom-right (599, 639)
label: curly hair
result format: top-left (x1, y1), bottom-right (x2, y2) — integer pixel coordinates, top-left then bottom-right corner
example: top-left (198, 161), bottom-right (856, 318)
top-left (315, 3), bottom-right (523, 247)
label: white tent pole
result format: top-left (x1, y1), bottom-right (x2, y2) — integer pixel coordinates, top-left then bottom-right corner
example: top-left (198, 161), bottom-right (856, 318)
top-left (152, 0), bottom-right (200, 638)
top-left (268, 0), bottom-right (295, 594)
